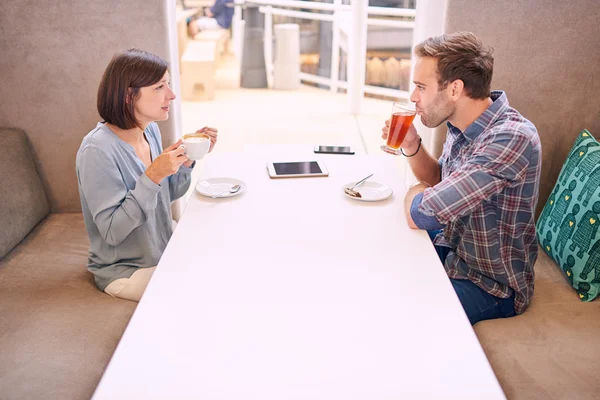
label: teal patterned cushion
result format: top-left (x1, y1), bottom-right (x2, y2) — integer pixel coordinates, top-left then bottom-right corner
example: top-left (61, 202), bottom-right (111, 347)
top-left (536, 130), bottom-right (600, 301)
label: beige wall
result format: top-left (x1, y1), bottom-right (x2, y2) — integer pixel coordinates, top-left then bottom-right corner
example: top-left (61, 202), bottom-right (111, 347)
top-left (0, 0), bottom-right (178, 212)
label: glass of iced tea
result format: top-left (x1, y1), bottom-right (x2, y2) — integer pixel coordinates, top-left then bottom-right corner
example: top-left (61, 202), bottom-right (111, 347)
top-left (381, 102), bottom-right (416, 155)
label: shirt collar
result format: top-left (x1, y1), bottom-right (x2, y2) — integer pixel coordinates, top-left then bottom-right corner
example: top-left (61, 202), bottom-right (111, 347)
top-left (446, 90), bottom-right (509, 142)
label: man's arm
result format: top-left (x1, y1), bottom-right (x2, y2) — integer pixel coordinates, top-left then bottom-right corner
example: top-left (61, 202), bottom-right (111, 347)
top-left (404, 182), bottom-right (444, 230)
top-left (381, 122), bottom-right (441, 186)
top-left (404, 182), bottom-right (427, 229)
top-left (402, 134), bottom-right (442, 186)
top-left (419, 132), bottom-right (533, 224)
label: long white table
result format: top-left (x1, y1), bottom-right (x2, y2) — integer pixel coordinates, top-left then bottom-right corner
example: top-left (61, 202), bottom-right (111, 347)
top-left (93, 147), bottom-right (505, 399)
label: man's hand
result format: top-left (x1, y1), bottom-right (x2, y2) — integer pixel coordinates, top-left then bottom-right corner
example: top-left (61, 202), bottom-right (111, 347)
top-left (381, 120), bottom-right (420, 153)
top-left (205, 8), bottom-right (214, 17)
top-left (145, 140), bottom-right (189, 184)
top-left (404, 181), bottom-right (431, 229)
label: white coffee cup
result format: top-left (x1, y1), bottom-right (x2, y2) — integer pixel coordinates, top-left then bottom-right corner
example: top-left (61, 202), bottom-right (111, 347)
top-left (182, 135), bottom-right (210, 160)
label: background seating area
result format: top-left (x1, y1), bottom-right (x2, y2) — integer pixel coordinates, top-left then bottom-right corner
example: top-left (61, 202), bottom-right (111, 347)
top-left (177, 6), bottom-right (231, 101)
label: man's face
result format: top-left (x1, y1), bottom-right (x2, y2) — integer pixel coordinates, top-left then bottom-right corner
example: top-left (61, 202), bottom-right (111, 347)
top-left (410, 57), bottom-right (455, 128)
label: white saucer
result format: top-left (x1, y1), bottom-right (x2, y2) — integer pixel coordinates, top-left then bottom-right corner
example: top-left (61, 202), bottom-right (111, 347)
top-left (195, 177), bottom-right (246, 198)
top-left (342, 181), bottom-right (393, 202)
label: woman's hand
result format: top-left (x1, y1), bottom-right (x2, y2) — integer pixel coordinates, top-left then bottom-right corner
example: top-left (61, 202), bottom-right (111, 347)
top-left (145, 140), bottom-right (189, 184)
top-left (179, 127), bottom-right (218, 168)
top-left (196, 126), bottom-right (218, 152)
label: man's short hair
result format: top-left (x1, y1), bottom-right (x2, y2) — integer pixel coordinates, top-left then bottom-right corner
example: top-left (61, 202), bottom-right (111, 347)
top-left (414, 32), bottom-right (494, 100)
top-left (97, 49), bottom-right (169, 130)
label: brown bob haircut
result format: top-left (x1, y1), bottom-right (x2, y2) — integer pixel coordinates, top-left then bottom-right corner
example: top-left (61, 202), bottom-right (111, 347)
top-left (414, 32), bottom-right (494, 100)
top-left (97, 48), bottom-right (169, 130)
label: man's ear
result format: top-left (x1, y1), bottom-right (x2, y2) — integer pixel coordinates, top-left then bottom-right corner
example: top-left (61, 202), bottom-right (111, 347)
top-left (449, 79), bottom-right (464, 99)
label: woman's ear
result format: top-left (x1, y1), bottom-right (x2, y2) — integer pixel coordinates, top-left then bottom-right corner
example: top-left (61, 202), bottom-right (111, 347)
top-left (126, 87), bottom-right (134, 105)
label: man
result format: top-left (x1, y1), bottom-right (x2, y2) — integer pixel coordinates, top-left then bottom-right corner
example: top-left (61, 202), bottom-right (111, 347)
top-left (188, 0), bottom-right (234, 36)
top-left (382, 32), bottom-right (541, 325)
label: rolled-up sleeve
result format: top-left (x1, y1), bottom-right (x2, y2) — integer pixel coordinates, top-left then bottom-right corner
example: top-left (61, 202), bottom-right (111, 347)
top-left (410, 192), bottom-right (445, 230)
top-left (78, 147), bottom-right (161, 246)
top-left (419, 132), bottom-right (532, 224)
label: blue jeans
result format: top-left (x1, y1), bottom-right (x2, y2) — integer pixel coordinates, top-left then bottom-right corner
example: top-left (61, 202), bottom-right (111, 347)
top-left (428, 230), bottom-right (516, 325)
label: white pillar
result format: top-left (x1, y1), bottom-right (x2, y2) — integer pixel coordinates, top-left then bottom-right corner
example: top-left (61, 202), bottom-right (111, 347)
top-left (166, 0), bottom-right (184, 220)
top-left (263, 6), bottom-right (273, 88)
top-left (232, 0), bottom-right (244, 60)
top-left (404, 0), bottom-right (447, 187)
top-left (410, 0), bottom-right (446, 94)
top-left (273, 24), bottom-right (300, 90)
top-left (347, 0), bottom-right (367, 114)
top-left (410, 0), bottom-right (447, 153)
top-left (330, 0), bottom-right (341, 93)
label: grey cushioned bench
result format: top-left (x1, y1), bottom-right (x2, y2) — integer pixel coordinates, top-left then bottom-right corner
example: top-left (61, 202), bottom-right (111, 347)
top-left (0, 128), bottom-right (136, 400)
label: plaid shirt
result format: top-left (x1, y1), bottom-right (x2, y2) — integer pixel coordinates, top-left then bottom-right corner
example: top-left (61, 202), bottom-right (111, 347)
top-left (420, 91), bottom-right (542, 314)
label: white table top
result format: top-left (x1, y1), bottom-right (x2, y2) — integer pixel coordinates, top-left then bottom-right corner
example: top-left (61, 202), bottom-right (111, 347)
top-left (93, 146), bottom-right (505, 399)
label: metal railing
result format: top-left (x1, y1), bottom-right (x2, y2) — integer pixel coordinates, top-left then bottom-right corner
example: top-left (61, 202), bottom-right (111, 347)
top-left (233, 0), bottom-right (415, 104)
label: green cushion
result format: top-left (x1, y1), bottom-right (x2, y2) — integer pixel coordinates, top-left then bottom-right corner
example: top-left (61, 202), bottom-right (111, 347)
top-left (536, 130), bottom-right (600, 301)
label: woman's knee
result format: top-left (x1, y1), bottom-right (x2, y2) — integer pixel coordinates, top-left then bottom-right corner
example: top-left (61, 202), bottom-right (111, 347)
top-left (104, 266), bottom-right (156, 302)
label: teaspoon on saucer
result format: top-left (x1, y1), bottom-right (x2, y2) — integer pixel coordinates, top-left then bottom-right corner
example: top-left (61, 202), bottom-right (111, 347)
top-left (211, 184), bottom-right (241, 198)
top-left (344, 173), bottom-right (373, 198)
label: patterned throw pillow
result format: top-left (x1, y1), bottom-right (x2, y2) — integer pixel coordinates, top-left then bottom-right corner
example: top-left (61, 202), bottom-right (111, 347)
top-left (536, 130), bottom-right (600, 301)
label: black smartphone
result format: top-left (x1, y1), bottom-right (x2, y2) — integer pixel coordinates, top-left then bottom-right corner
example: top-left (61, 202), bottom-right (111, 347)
top-left (314, 145), bottom-right (355, 155)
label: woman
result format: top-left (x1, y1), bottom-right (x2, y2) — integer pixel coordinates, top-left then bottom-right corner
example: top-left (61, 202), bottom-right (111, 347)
top-left (76, 48), bottom-right (218, 302)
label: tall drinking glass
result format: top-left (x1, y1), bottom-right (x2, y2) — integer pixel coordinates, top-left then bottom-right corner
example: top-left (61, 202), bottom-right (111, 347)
top-left (381, 102), bottom-right (417, 155)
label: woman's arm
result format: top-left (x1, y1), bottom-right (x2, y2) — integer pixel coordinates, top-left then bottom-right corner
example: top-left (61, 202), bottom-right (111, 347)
top-left (77, 147), bottom-right (161, 246)
top-left (168, 164), bottom-right (194, 201)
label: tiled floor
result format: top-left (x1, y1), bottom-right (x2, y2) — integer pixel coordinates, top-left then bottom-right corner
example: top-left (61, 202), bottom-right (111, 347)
top-left (179, 52), bottom-right (419, 204)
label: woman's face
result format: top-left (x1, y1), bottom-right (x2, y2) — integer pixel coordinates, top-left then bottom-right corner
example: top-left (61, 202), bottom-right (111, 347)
top-left (133, 71), bottom-right (176, 127)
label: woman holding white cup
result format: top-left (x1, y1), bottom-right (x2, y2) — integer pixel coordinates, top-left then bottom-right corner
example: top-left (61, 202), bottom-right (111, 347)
top-left (181, 130), bottom-right (216, 160)
top-left (76, 48), bottom-right (218, 302)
